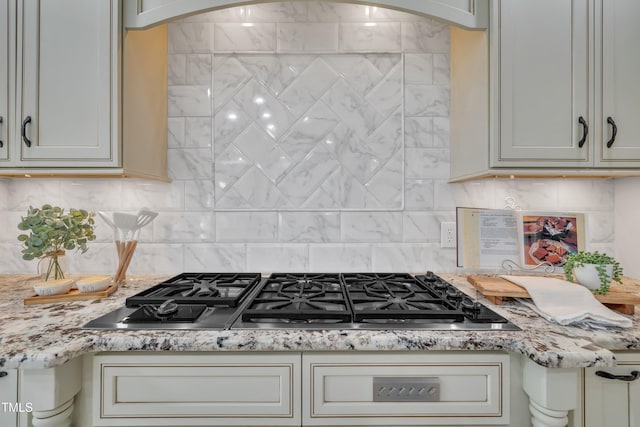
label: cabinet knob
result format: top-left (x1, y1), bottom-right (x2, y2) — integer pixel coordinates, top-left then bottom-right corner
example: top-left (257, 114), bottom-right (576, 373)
top-left (595, 370), bottom-right (640, 382)
top-left (606, 117), bottom-right (617, 148)
top-left (21, 116), bottom-right (32, 148)
top-left (578, 116), bottom-right (588, 148)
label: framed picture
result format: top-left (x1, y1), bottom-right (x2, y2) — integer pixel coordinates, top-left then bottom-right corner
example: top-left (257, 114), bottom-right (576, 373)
top-left (520, 213), bottom-right (586, 268)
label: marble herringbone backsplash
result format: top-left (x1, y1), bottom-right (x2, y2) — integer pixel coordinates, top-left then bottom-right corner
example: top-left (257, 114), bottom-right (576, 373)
top-left (0, 2), bottom-right (616, 275)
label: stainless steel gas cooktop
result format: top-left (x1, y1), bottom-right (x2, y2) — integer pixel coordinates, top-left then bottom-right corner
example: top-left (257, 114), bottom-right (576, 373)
top-left (82, 272), bottom-right (520, 331)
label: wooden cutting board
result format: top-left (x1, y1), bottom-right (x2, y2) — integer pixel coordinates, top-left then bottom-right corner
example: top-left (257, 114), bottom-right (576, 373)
top-left (24, 284), bottom-right (118, 305)
top-left (467, 275), bottom-right (640, 315)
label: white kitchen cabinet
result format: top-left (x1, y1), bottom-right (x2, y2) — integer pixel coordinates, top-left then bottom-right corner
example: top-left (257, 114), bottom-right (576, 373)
top-left (91, 352), bottom-right (301, 426)
top-left (123, 0), bottom-right (489, 30)
top-left (0, 0), bottom-right (9, 163)
top-left (450, 0), bottom-right (640, 180)
top-left (303, 352), bottom-right (511, 426)
top-left (0, 369), bottom-right (19, 427)
top-left (583, 352), bottom-right (640, 427)
top-left (1, 0), bottom-right (169, 180)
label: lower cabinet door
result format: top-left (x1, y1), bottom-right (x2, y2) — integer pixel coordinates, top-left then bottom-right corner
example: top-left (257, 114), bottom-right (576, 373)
top-left (303, 352), bottom-right (510, 426)
top-left (0, 369), bottom-right (18, 427)
top-left (93, 353), bottom-right (301, 426)
top-left (584, 355), bottom-right (640, 427)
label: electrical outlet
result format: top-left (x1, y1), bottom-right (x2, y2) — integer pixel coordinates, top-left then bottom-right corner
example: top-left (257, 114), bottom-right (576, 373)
top-left (440, 222), bottom-right (456, 248)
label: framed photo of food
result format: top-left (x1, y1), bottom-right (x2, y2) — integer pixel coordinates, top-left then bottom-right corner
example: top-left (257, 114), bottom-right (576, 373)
top-left (520, 212), bottom-right (586, 268)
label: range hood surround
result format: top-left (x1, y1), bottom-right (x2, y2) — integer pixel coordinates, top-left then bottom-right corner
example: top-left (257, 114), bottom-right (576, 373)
top-left (125, 0), bottom-right (488, 30)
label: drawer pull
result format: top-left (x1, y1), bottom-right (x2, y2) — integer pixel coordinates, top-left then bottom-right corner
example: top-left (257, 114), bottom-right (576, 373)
top-left (595, 370), bottom-right (640, 382)
top-left (0, 115), bottom-right (3, 148)
top-left (0, 371), bottom-right (7, 378)
top-left (373, 377), bottom-right (440, 402)
top-left (21, 116), bottom-right (32, 147)
top-left (578, 116), bottom-right (588, 148)
top-left (606, 117), bottom-right (617, 148)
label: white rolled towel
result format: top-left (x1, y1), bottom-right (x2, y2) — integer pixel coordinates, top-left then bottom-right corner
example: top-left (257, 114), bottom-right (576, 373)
top-left (500, 275), bottom-right (632, 328)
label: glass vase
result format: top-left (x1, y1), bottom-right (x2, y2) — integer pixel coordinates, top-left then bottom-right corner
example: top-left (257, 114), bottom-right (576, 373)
top-left (37, 250), bottom-right (69, 281)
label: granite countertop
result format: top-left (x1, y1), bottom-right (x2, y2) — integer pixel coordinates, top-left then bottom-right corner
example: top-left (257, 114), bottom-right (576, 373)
top-left (2, 273), bottom-right (640, 370)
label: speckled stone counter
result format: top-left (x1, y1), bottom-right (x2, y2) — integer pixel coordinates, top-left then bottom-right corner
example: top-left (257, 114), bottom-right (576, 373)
top-left (1, 274), bottom-right (639, 370)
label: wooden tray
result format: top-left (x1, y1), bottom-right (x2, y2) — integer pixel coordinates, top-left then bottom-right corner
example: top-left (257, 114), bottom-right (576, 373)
top-left (467, 275), bottom-right (640, 315)
top-left (24, 284), bottom-right (118, 305)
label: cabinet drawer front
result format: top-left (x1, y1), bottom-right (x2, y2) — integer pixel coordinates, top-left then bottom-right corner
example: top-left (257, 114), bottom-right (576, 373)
top-left (94, 353), bottom-right (300, 426)
top-left (304, 353), bottom-right (509, 425)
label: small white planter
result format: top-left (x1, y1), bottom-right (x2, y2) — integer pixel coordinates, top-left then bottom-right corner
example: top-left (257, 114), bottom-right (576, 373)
top-left (572, 264), bottom-right (614, 290)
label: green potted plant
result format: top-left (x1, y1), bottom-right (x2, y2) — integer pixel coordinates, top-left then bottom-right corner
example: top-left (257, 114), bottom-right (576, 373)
top-left (563, 250), bottom-right (623, 294)
top-left (18, 204), bottom-right (96, 281)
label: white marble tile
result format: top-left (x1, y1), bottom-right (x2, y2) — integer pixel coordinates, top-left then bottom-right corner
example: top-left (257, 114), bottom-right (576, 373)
top-left (433, 179), bottom-right (457, 210)
top-left (246, 244), bottom-right (309, 272)
top-left (213, 57), bottom-right (251, 112)
top-left (216, 212), bottom-right (278, 242)
top-left (277, 23), bottom-right (339, 52)
top-left (186, 54), bottom-right (212, 85)
top-left (403, 212), bottom-right (455, 243)
top-left (67, 243), bottom-right (115, 275)
top-left (185, 180), bottom-right (215, 211)
top-left (233, 124), bottom-right (293, 183)
top-left (214, 144), bottom-right (252, 195)
top-left (233, 79), bottom-right (295, 139)
top-left (341, 212), bottom-right (402, 242)
top-left (214, 23), bottom-right (276, 52)
top-left (277, 145), bottom-right (340, 207)
top-left (6, 179), bottom-right (63, 211)
top-left (364, 63), bottom-right (403, 117)
top-left (365, 150), bottom-right (403, 207)
top-left (307, 2), bottom-right (371, 22)
top-left (371, 243), bottom-right (433, 272)
top-left (312, 167), bottom-right (382, 209)
top-left (340, 23), bottom-right (401, 52)
top-left (278, 101), bottom-right (340, 162)
top-left (278, 212), bottom-right (340, 242)
top-left (126, 243), bottom-right (184, 275)
top-left (0, 211), bottom-right (24, 242)
top-left (449, 180), bottom-right (498, 209)
top-left (278, 57), bottom-right (339, 117)
top-left (122, 180), bottom-right (185, 211)
top-left (587, 212), bottom-right (615, 244)
top-left (0, 180), bottom-right (8, 210)
top-left (493, 179), bottom-right (559, 211)
top-left (0, 243), bottom-right (33, 274)
top-left (405, 179), bottom-right (435, 209)
top-left (405, 85), bottom-right (450, 117)
top-left (556, 179), bottom-right (615, 211)
top-left (214, 100), bottom-right (252, 154)
top-left (233, 167), bottom-right (291, 208)
top-left (321, 79), bottom-right (384, 139)
top-left (168, 54), bottom-right (186, 85)
top-left (168, 85), bottom-right (212, 117)
top-left (433, 116), bottom-right (450, 148)
top-left (240, 2), bottom-right (308, 22)
top-left (402, 20), bottom-right (450, 53)
top-left (309, 244), bottom-right (372, 272)
top-left (405, 53), bottom-right (433, 84)
top-left (405, 148), bottom-right (450, 179)
top-left (330, 124), bottom-right (381, 184)
top-left (236, 55), bottom-right (313, 97)
top-left (58, 180), bottom-right (124, 211)
top-left (168, 22), bottom-right (214, 53)
top-left (167, 117), bottom-right (185, 148)
top-left (185, 117), bottom-right (212, 148)
top-left (433, 53), bottom-right (450, 85)
top-left (152, 212), bottom-right (214, 242)
top-left (370, 5), bottom-right (426, 22)
top-left (167, 148), bottom-right (213, 180)
top-left (188, 7), bottom-right (245, 23)
top-left (323, 55), bottom-right (384, 97)
top-left (184, 244), bottom-right (247, 271)
top-left (405, 117), bottom-right (433, 147)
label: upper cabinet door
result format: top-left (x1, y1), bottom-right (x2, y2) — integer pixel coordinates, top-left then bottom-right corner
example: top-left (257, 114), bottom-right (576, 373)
top-left (0, 0), bottom-right (8, 162)
top-left (16, 0), bottom-right (117, 166)
top-left (597, 0), bottom-right (640, 164)
top-left (494, 0), bottom-right (590, 166)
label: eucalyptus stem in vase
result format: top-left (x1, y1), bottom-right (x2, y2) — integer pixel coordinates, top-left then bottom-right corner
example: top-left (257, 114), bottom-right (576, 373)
top-left (17, 205), bottom-right (96, 281)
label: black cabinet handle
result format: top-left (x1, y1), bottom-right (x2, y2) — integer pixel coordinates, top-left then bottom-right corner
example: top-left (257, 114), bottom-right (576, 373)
top-left (606, 117), bottom-right (618, 148)
top-left (21, 115), bottom-right (32, 147)
top-left (0, 115), bottom-right (3, 148)
top-left (0, 371), bottom-right (7, 378)
top-left (595, 370), bottom-right (640, 382)
top-left (578, 116), bottom-right (588, 148)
